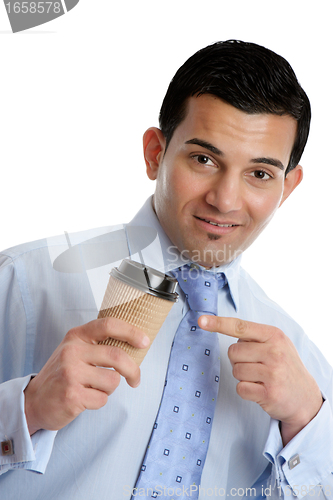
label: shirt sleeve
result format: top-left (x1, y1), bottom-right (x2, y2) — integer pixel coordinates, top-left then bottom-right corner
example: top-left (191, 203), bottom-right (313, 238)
top-left (0, 375), bottom-right (57, 475)
top-left (0, 252), bottom-right (57, 476)
top-left (260, 397), bottom-right (333, 498)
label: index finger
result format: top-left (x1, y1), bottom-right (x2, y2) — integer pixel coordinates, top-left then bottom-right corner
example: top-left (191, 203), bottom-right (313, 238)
top-left (69, 317), bottom-right (150, 349)
top-left (198, 316), bottom-right (276, 342)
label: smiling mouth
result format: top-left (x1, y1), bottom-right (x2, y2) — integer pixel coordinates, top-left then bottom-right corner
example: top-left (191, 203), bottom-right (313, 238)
top-left (195, 216), bottom-right (238, 227)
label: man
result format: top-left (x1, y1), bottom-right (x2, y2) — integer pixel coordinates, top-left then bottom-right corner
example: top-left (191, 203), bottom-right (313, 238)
top-left (0, 40), bottom-right (332, 498)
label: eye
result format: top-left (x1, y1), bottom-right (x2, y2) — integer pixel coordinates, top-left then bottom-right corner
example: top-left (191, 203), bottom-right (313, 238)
top-left (192, 154), bottom-right (216, 167)
top-left (250, 170), bottom-right (273, 181)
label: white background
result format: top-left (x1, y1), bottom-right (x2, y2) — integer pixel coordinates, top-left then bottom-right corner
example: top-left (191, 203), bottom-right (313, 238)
top-left (0, 1), bottom-right (332, 362)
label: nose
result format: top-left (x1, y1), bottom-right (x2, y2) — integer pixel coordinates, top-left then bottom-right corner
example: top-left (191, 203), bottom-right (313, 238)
top-left (205, 171), bottom-right (243, 213)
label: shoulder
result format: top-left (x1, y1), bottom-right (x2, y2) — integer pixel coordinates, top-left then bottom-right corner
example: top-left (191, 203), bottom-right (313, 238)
top-left (0, 225), bottom-right (120, 269)
top-left (0, 238), bottom-right (49, 265)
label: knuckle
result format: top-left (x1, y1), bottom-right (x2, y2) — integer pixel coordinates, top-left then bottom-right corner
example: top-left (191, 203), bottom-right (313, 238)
top-left (125, 322), bottom-right (144, 343)
top-left (268, 345), bottom-right (285, 364)
top-left (269, 365), bottom-right (284, 384)
top-left (235, 319), bottom-right (247, 336)
top-left (57, 363), bottom-right (73, 382)
top-left (123, 323), bottom-right (137, 340)
top-left (63, 385), bottom-right (82, 413)
top-left (127, 323), bottom-right (141, 336)
top-left (98, 316), bottom-right (122, 336)
top-left (215, 316), bottom-right (224, 330)
top-left (63, 385), bottom-right (75, 403)
top-left (267, 326), bottom-right (285, 344)
top-left (59, 342), bottom-right (81, 364)
top-left (106, 345), bottom-right (123, 364)
top-left (261, 384), bottom-right (269, 400)
top-left (108, 370), bottom-right (121, 393)
top-left (98, 316), bottom-right (115, 332)
top-left (273, 328), bottom-right (284, 341)
top-left (99, 316), bottom-right (141, 343)
top-left (65, 327), bottom-right (78, 341)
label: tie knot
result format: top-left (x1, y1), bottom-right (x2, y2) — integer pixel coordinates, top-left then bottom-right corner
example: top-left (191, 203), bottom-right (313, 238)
top-left (172, 265), bottom-right (226, 314)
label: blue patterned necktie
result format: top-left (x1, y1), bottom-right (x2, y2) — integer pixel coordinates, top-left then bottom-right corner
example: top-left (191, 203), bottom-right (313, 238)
top-left (132, 264), bottom-right (226, 499)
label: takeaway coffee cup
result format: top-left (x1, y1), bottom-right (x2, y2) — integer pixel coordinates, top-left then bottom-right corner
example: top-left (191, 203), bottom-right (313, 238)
top-left (98, 259), bottom-right (178, 365)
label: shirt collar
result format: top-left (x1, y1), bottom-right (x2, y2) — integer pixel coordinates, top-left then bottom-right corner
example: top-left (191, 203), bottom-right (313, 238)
top-left (127, 196), bottom-right (240, 311)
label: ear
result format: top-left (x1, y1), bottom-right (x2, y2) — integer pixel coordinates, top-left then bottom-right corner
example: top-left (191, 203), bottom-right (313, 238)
top-left (143, 127), bottom-right (166, 180)
top-left (279, 164), bottom-right (303, 207)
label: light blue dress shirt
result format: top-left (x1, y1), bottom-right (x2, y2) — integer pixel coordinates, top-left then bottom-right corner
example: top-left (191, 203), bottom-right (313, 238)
top-left (0, 197), bottom-right (332, 499)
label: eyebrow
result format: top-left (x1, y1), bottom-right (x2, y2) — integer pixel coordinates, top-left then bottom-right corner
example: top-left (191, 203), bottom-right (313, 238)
top-left (185, 138), bottom-right (224, 156)
top-left (250, 157), bottom-right (285, 171)
top-left (185, 138), bottom-right (285, 171)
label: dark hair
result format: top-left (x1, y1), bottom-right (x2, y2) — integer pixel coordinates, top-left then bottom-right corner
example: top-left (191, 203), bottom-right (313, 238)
top-left (159, 40), bottom-right (311, 174)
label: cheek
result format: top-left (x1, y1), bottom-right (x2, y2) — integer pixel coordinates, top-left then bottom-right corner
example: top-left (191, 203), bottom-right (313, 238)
top-left (248, 188), bottom-right (283, 225)
top-left (155, 163), bottom-right (190, 222)
top-left (164, 165), bottom-right (197, 206)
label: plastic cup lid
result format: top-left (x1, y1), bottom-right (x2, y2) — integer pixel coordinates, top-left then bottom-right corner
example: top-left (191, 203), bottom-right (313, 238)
top-left (111, 259), bottom-right (179, 302)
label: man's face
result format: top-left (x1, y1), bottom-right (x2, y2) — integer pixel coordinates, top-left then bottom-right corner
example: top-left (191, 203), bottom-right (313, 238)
top-left (145, 95), bottom-right (302, 268)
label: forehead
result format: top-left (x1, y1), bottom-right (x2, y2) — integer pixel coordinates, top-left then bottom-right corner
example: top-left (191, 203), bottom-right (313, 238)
top-left (171, 95), bottom-right (297, 164)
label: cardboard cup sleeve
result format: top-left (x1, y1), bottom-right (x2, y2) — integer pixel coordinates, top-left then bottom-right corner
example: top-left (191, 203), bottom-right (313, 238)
top-left (98, 275), bottom-right (175, 365)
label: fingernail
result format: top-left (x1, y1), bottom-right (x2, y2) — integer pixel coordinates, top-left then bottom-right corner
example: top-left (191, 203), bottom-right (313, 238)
top-left (133, 378), bottom-right (141, 388)
top-left (200, 316), bottom-right (208, 327)
top-left (141, 335), bottom-right (150, 348)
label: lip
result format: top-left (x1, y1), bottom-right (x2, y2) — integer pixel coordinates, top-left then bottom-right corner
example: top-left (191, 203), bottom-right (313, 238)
top-left (194, 216), bottom-right (240, 234)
